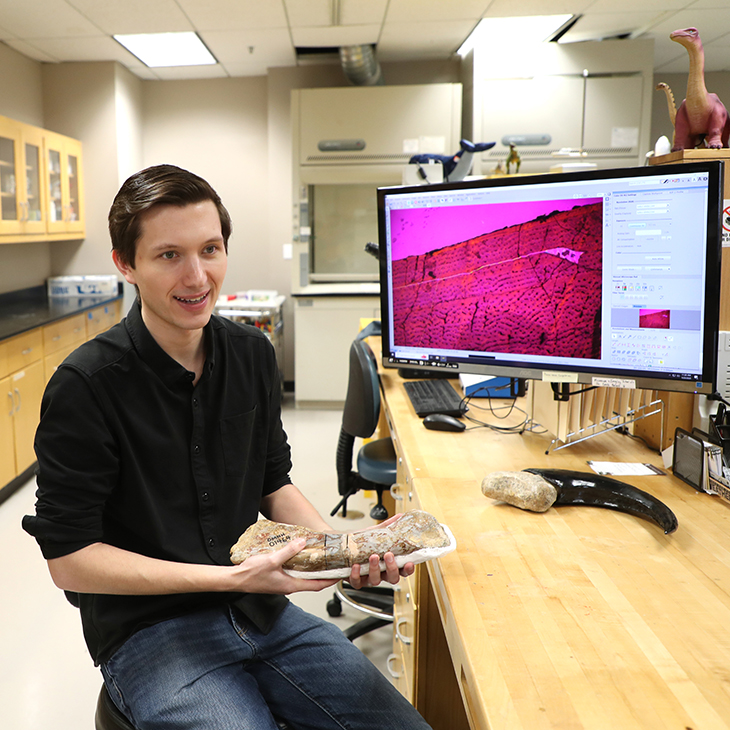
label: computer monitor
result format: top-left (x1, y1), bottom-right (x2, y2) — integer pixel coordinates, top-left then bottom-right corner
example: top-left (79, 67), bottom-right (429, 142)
top-left (377, 161), bottom-right (723, 396)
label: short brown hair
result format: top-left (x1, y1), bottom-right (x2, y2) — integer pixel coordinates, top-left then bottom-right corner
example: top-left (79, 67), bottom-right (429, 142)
top-left (109, 165), bottom-right (232, 268)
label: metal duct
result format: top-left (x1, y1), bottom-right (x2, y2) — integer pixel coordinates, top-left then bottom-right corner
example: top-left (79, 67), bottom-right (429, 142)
top-left (339, 45), bottom-right (384, 86)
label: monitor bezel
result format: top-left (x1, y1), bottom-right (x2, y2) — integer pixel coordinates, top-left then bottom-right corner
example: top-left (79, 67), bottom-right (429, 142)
top-left (377, 160), bottom-right (723, 396)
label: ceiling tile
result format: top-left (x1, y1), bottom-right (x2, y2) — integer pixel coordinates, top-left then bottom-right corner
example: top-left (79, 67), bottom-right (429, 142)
top-left (0, 0), bottom-right (101, 38)
top-left (378, 19), bottom-right (476, 61)
top-left (66, 0), bottom-right (192, 34)
top-left (201, 28), bottom-right (295, 66)
top-left (483, 0), bottom-right (593, 19)
top-left (3, 38), bottom-right (60, 63)
top-left (560, 12), bottom-right (668, 42)
top-left (588, 0), bottom-right (689, 10)
top-left (284, 0), bottom-right (332, 28)
top-left (340, 0), bottom-right (388, 26)
top-left (18, 35), bottom-right (142, 64)
top-left (385, 0), bottom-right (490, 23)
top-left (179, 0), bottom-right (288, 31)
top-left (292, 25), bottom-right (381, 47)
top-left (645, 8), bottom-right (730, 42)
top-left (220, 60), bottom-right (273, 78)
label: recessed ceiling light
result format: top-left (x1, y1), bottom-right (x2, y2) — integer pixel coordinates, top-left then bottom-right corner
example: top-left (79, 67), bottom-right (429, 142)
top-left (457, 15), bottom-right (575, 57)
top-left (114, 32), bottom-right (217, 68)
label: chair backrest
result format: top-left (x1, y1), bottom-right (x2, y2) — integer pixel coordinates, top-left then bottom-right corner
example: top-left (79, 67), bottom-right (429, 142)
top-left (342, 338), bottom-right (380, 439)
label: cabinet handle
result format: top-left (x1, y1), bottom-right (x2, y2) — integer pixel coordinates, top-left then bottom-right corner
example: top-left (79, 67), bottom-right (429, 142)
top-left (13, 387), bottom-right (21, 414)
top-left (395, 617), bottom-right (413, 645)
top-left (22, 347), bottom-right (32, 356)
top-left (390, 484), bottom-right (403, 501)
top-left (52, 334), bottom-right (61, 341)
top-left (386, 653), bottom-right (403, 679)
top-left (7, 391), bottom-right (13, 417)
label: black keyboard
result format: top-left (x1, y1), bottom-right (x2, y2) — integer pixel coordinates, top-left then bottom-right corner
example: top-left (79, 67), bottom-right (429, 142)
top-left (403, 379), bottom-right (465, 418)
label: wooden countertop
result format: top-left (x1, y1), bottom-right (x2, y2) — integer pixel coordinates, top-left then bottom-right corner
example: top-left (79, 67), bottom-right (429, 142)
top-left (0, 285), bottom-right (123, 342)
top-left (380, 366), bottom-right (730, 730)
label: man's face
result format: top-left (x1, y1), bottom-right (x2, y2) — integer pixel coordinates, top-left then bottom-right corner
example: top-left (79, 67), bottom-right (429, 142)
top-left (114, 201), bottom-right (227, 341)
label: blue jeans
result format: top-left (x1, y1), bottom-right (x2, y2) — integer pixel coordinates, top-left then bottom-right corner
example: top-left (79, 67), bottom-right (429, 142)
top-left (101, 602), bottom-right (431, 730)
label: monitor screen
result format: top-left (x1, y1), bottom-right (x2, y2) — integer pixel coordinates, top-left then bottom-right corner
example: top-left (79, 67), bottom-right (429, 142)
top-left (377, 161), bottom-right (723, 395)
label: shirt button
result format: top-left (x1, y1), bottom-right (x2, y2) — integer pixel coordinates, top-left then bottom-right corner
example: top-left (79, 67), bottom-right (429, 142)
top-left (208, 538), bottom-right (216, 548)
top-left (192, 398), bottom-right (199, 408)
top-left (193, 445), bottom-right (201, 455)
top-left (201, 492), bottom-right (210, 502)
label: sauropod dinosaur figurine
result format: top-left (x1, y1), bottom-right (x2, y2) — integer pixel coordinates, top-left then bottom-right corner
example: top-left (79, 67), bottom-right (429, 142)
top-left (656, 27), bottom-right (730, 150)
top-left (230, 510), bottom-right (456, 578)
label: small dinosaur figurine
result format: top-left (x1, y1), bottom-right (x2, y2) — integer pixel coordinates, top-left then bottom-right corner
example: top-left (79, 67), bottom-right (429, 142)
top-left (656, 27), bottom-right (730, 150)
top-left (506, 144), bottom-right (521, 174)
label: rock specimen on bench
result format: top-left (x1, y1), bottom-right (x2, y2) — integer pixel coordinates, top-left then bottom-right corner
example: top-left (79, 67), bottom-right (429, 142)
top-left (230, 509), bottom-right (456, 578)
top-left (481, 471), bottom-right (558, 512)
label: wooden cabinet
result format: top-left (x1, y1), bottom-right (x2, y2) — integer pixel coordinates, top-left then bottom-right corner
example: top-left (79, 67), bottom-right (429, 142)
top-left (0, 300), bottom-right (122, 497)
top-left (0, 114), bottom-right (84, 244)
top-left (85, 302), bottom-right (120, 339)
top-left (42, 313), bottom-right (86, 383)
top-left (44, 132), bottom-right (84, 236)
top-left (0, 331), bottom-right (44, 483)
top-left (0, 118), bottom-right (46, 237)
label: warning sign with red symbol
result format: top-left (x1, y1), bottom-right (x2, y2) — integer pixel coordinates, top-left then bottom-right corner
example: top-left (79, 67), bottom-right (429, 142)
top-left (723, 201), bottom-right (730, 246)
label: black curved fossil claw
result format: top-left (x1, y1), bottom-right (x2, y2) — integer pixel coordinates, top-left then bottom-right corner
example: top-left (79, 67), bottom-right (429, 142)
top-left (523, 468), bottom-right (678, 534)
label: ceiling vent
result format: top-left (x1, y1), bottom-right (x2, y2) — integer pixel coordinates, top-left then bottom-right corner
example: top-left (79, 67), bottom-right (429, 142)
top-left (295, 44), bottom-right (384, 85)
top-left (339, 45), bottom-right (384, 86)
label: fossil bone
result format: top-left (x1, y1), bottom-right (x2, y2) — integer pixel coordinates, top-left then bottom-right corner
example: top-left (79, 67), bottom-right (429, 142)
top-left (481, 471), bottom-right (558, 512)
top-left (481, 469), bottom-right (678, 534)
top-left (230, 510), bottom-right (456, 578)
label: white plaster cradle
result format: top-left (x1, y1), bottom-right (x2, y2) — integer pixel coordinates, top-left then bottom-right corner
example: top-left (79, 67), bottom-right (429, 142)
top-left (230, 510), bottom-right (457, 579)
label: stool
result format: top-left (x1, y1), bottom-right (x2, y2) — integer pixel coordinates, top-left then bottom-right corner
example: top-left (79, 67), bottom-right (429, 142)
top-left (95, 684), bottom-right (292, 729)
top-left (95, 685), bottom-right (137, 730)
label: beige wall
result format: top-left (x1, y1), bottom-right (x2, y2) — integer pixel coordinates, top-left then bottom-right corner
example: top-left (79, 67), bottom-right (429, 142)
top-left (42, 62), bottom-right (128, 281)
top-left (142, 76), bottom-right (269, 298)
top-left (0, 49), bottom-right (459, 377)
top-left (0, 43), bottom-right (49, 294)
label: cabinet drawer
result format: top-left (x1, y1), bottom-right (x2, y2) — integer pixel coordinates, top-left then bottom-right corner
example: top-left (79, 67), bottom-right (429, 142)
top-left (5, 329), bottom-right (43, 374)
top-left (86, 304), bottom-right (117, 338)
top-left (387, 644), bottom-right (413, 702)
top-left (42, 313), bottom-right (86, 356)
top-left (44, 343), bottom-right (80, 383)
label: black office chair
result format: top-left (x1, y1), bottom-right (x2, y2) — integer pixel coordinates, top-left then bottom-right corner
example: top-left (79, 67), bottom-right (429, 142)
top-left (95, 684), bottom-right (292, 729)
top-left (328, 330), bottom-right (396, 640)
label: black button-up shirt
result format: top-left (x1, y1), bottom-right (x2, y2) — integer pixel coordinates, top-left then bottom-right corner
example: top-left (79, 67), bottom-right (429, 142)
top-left (23, 302), bottom-right (291, 664)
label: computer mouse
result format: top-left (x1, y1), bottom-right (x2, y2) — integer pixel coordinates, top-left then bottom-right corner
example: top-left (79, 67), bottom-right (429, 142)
top-left (423, 413), bottom-right (466, 432)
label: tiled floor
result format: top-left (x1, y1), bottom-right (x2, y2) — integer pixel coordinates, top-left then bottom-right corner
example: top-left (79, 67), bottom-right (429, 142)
top-left (0, 396), bottom-right (393, 729)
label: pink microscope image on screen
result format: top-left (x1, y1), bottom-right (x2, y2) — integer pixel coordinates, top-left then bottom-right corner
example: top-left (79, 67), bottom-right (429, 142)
top-left (639, 309), bottom-right (671, 329)
top-left (388, 198), bottom-right (603, 360)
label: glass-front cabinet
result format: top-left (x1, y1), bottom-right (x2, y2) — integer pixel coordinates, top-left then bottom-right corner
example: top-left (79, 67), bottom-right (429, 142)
top-left (45, 132), bottom-right (84, 236)
top-left (0, 114), bottom-right (84, 243)
top-left (0, 118), bottom-right (46, 237)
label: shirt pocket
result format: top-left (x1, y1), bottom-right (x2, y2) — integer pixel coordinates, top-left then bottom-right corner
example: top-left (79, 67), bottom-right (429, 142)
top-left (220, 407), bottom-right (256, 477)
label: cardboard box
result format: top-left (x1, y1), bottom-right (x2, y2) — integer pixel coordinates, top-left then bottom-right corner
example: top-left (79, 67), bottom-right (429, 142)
top-left (47, 275), bottom-right (119, 297)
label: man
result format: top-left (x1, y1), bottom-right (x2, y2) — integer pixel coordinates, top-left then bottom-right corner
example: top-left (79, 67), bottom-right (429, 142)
top-left (23, 165), bottom-right (431, 730)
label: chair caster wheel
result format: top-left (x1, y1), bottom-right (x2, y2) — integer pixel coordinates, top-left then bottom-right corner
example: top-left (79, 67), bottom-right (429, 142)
top-left (326, 595), bottom-right (343, 617)
top-left (370, 503), bottom-right (388, 521)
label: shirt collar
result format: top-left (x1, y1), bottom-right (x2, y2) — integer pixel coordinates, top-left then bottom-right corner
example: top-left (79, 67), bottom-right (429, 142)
top-left (124, 300), bottom-right (216, 388)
